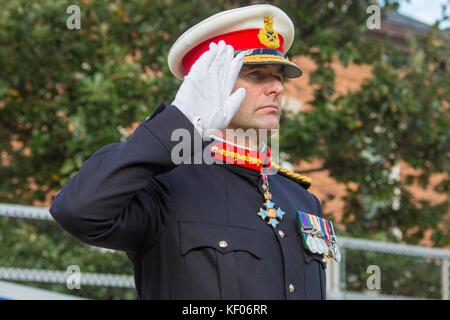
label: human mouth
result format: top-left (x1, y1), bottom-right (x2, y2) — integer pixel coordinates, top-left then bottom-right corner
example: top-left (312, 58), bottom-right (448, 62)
top-left (257, 104), bottom-right (279, 112)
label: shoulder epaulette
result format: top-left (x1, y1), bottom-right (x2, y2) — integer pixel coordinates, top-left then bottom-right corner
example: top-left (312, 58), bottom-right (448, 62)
top-left (270, 162), bottom-right (312, 189)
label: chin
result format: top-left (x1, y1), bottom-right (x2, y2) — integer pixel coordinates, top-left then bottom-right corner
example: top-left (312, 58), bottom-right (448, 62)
top-left (259, 115), bottom-right (280, 130)
top-left (230, 115), bottom-right (280, 132)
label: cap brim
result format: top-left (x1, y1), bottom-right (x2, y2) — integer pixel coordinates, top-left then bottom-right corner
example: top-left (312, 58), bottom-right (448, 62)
top-left (243, 54), bottom-right (303, 78)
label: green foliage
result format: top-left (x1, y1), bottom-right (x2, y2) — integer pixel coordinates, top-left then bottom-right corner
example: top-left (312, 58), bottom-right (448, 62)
top-left (0, 217), bottom-right (136, 299)
top-left (345, 249), bottom-right (442, 299)
top-left (0, 0), bottom-right (448, 299)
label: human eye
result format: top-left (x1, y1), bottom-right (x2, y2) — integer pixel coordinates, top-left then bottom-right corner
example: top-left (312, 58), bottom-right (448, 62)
top-left (275, 74), bottom-right (284, 82)
top-left (244, 70), bottom-right (284, 83)
top-left (241, 70), bottom-right (263, 82)
top-left (247, 70), bottom-right (263, 78)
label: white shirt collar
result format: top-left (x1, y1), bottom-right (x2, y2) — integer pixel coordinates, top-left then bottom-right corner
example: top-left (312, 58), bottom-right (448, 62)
top-left (208, 134), bottom-right (256, 151)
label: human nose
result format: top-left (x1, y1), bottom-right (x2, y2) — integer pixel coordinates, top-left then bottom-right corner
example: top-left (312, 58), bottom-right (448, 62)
top-left (264, 78), bottom-right (284, 97)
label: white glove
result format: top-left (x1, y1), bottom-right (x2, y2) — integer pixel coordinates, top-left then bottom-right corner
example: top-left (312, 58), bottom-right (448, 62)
top-left (171, 40), bottom-right (246, 135)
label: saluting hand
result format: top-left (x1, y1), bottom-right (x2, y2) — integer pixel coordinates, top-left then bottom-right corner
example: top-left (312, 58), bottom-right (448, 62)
top-left (172, 40), bottom-right (246, 134)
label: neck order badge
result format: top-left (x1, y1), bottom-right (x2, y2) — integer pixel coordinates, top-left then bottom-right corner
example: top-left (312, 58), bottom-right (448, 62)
top-left (209, 140), bottom-right (311, 230)
top-left (258, 174), bottom-right (286, 228)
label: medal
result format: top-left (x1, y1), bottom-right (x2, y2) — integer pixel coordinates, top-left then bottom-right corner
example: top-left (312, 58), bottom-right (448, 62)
top-left (308, 215), bottom-right (325, 255)
top-left (313, 236), bottom-right (323, 254)
top-left (298, 209), bottom-right (341, 261)
top-left (257, 174), bottom-right (285, 228)
top-left (334, 245), bottom-right (341, 262)
top-left (297, 211), bottom-right (315, 253)
top-left (321, 240), bottom-right (329, 256)
top-left (307, 235), bottom-right (318, 253)
top-left (322, 217), bottom-right (333, 259)
top-left (318, 217), bottom-right (330, 256)
top-left (312, 216), bottom-right (325, 255)
top-left (318, 238), bottom-right (326, 255)
top-left (327, 220), bottom-right (341, 262)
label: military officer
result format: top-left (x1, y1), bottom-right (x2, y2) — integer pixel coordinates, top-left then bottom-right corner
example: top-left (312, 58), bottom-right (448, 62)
top-left (50, 4), bottom-right (340, 300)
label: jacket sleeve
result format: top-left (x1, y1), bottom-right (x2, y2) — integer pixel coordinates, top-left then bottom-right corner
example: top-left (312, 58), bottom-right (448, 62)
top-left (50, 103), bottom-right (200, 253)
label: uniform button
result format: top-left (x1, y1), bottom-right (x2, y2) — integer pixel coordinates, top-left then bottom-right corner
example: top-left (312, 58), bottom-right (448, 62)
top-left (278, 230), bottom-right (285, 238)
top-left (289, 284), bottom-right (295, 293)
top-left (218, 240), bottom-right (228, 248)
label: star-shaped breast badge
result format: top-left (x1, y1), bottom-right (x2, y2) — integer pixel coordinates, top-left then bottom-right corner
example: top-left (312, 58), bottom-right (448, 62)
top-left (257, 200), bottom-right (285, 228)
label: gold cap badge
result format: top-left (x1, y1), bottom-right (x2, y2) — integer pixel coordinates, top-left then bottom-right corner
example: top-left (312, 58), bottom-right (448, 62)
top-left (258, 16), bottom-right (280, 49)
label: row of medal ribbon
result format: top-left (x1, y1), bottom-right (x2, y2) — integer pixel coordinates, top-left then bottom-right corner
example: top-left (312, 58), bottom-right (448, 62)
top-left (296, 211), bottom-right (341, 262)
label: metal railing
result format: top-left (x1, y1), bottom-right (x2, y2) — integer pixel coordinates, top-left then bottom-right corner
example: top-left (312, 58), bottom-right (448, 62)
top-left (1, 203), bottom-right (449, 299)
top-left (326, 237), bottom-right (450, 300)
top-left (0, 267), bottom-right (134, 288)
top-left (0, 203), bottom-right (53, 221)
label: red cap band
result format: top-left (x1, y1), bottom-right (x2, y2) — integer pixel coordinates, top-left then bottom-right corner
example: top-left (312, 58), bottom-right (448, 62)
top-left (182, 29), bottom-right (285, 76)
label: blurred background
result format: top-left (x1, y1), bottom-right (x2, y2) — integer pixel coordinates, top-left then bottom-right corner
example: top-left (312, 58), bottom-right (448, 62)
top-left (0, 0), bottom-right (448, 299)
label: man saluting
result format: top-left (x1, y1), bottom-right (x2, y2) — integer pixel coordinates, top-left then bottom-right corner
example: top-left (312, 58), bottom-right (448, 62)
top-left (50, 4), bottom-right (340, 300)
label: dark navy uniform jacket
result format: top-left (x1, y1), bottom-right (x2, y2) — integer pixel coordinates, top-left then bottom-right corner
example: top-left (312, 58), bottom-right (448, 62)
top-left (50, 102), bottom-right (326, 300)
